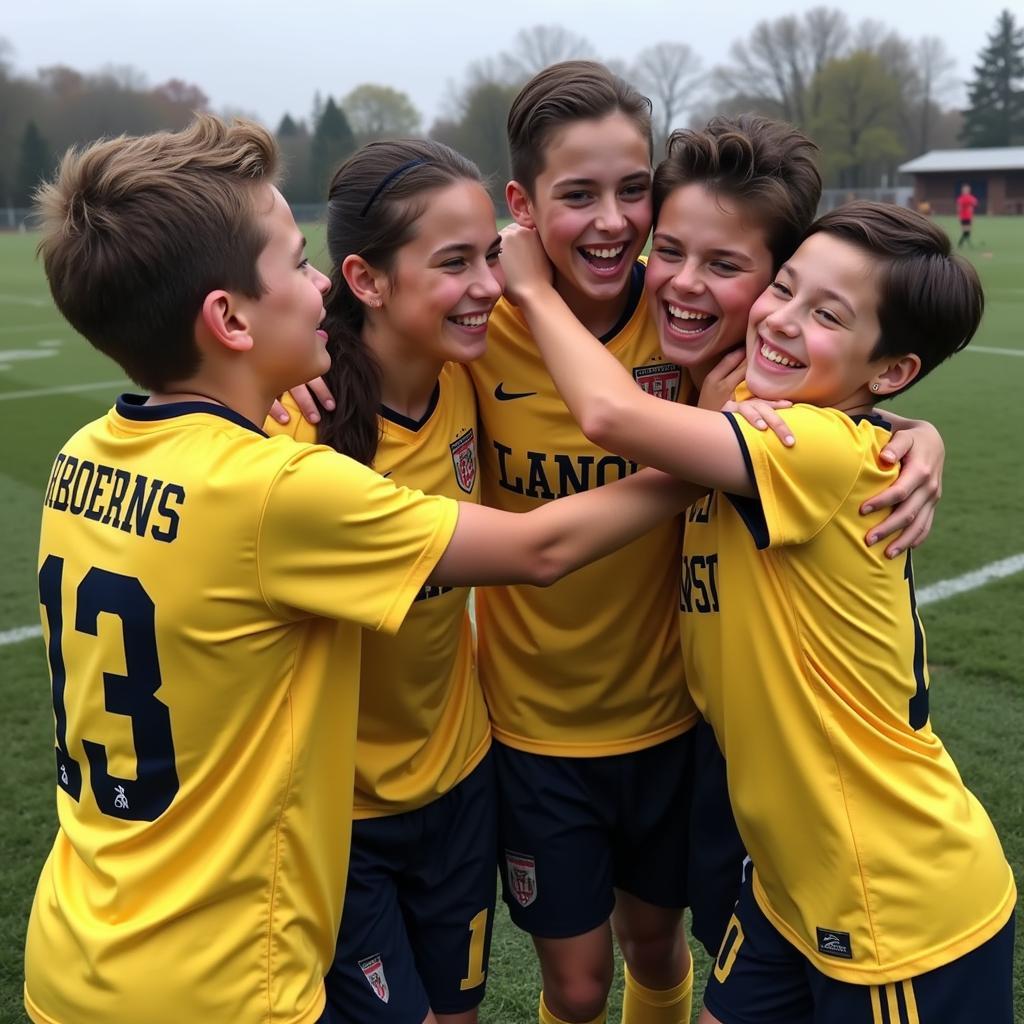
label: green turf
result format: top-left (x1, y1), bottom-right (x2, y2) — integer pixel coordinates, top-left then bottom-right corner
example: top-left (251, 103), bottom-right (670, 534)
top-left (0, 214), bottom-right (1021, 1022)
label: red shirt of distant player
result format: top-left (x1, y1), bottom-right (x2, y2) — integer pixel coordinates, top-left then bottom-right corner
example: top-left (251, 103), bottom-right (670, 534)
top-left (956, 191), bottom-right (978, 222)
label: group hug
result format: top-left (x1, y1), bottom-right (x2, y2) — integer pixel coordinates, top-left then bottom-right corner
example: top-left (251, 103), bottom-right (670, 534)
top-left (24, 60), bottom-right (1014, 1024)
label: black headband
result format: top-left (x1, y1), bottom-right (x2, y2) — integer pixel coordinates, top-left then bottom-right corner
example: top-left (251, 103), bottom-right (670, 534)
top-left (359, 159), bottom-right (428, 217)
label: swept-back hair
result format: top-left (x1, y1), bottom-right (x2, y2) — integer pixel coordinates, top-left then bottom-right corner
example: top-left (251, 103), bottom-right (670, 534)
top-left (507, 60), bottom-right (653, 193)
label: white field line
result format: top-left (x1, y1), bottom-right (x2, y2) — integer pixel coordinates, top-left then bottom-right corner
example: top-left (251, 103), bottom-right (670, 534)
top-left (0, 380), bottom-right (124, 402)
top-left (0, 624), bottom-right (42, 647)
top-left (0, 294), bottom-right (49, 307)
top-left (2, 553), bottom-right (1022, 651)
top-left (968, 345), bottom-right (1024, 358)
top-left (916, 553), bottom-right (1024, 606)
top-left (0, 324), bottom-right (63, 335)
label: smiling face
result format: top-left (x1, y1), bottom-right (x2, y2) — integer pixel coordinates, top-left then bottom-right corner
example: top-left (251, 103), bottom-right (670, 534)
top-left (381, 179), bottom-right (504, 364)
top-left (745, 232), bottom-right (889, 411)
top-left (246, 184), bottom-right (331, 389)
top-left (514, 112), bottom-right (652, 329)
top-left (645, 183), bottom-right (774, 380)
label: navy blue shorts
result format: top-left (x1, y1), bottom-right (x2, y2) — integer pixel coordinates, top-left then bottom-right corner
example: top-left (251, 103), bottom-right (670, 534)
top-left (325, 752), bottom-right (497, 1022)
top-left (687, 718), bottom-right (747, 956)
top-left (704, 868), bottom-right (1015, 1024)
top-left (493, 732), bottom-right (694, 939)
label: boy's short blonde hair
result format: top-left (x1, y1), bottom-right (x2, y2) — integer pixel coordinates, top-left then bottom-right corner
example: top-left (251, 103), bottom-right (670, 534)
top-left (37, 115), bottom-right (279, 391)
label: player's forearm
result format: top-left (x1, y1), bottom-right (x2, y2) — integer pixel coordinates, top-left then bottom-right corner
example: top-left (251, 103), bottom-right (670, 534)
top-left (428, 470), bottom-right (699, 589)
top-left (515, 283), bottom-right (643, 447)
top-left (524, 467), bottom-right (703, 584)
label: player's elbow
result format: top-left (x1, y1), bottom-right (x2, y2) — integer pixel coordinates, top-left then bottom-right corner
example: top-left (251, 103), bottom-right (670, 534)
top-left (520, 547), bottom-right (564, 587)
top-left (578, 393), bottom-right (630, 453)
top-left (517, 532), bottom-right (573, 588)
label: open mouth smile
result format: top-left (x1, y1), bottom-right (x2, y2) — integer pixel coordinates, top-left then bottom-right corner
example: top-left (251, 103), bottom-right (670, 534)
top-left (577, 242), bottom-right (629, 277)
top-left (757, 337), bottom-right (806, 369)
top-left (664, 302), bottom-right (718, 338)
top-left (447, 311), bottom-right (491, 334)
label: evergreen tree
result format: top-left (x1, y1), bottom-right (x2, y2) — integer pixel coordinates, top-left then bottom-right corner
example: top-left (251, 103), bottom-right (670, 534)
top-left (15, 120), bottom-right (53, 206)
top-left (961, 9), bottom-right (1024, 146)
top-left (276, 113), bottom-right (299, 137)
top-left (309, 97), bottom-right (356, 196)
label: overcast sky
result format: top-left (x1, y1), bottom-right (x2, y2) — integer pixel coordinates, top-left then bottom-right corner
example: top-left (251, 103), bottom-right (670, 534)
top-left (4, 0), bottom-right (1010, 130)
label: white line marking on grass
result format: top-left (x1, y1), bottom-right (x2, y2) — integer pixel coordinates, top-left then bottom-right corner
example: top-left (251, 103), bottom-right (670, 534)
top-left (0, 624), bottom-right (42, 647)
top-left (2, 555), bottom-right (1023, 649)
top-left (968, 346), bottom-right (1024, 358)
top-left (916, 553), bottom-right (1024, 607)
top-left (0, 379), bottom-right (124, 402)
top-left (0, 324), bottom-right (61, 335)
top-left (0, 348), bottom-right (59, 370)
top-left (0, 294), bottom-right (49, 307)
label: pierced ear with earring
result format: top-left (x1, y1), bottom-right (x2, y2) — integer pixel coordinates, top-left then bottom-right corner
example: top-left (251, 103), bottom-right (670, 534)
top-left (870, 383), bottom-right (880, 392)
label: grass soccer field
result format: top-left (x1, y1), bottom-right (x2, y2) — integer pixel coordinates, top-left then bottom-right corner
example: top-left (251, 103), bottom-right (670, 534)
top-left (0, 215), bottom-right (1021, 1022)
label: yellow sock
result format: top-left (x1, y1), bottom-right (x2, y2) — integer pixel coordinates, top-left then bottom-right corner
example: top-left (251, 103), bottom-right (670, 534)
top-left (621, 958), bottom-right (694, 1024)
top-left (539, 990), bottom-right (608, 1024)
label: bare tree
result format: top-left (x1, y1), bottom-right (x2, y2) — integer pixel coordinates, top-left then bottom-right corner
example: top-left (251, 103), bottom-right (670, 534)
top-left (913, 36), bottom-right (958, 152)
top-left (632, 43), bottom-right (703, 150)
top-left (501, 24), bottom-right (596, 80)
top-left (712, 7), bottom-right (849, 126)
top-left (803, 7), bottom-right (850, 120)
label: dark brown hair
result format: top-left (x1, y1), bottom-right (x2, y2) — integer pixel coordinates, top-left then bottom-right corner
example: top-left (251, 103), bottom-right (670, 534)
top-left (36, 115), bottom-right (278, 391)
top-left (805, 201), bottom-right (983, 397)
top-left (320, 138), bottom-right (482, 466)
top-left (654, 115), bottom-right (821, 270)
top-left (507, 60), bottom-right (653, 194)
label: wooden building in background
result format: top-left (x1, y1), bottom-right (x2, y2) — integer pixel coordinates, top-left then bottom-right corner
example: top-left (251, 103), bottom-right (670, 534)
top-left (899, 148), bottom-right (1024, 215)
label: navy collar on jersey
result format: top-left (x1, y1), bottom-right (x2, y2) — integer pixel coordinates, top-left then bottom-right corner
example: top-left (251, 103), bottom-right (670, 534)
top-left (599, 261), bottom-right (646, 344)
top-left (116, 393), bottom-right (268, 437)
top-left (379, 381), bottom-right (440, 432)
top-left (850, 410), bottom-right (893, 432)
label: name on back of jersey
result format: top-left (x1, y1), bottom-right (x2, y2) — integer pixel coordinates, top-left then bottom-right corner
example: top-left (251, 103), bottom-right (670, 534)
top-left (43, 451), bottom-right (186, 544)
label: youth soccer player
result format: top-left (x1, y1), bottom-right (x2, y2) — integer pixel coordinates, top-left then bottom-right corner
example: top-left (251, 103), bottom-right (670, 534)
top-left (499, 202), bottom-right (1016, 1023)
top-left (267, 137), bottom-right (504, 1024)
top-left (25, 116), bottom-right (715, 1024)
top-left (956, 182), bottom-right (979, 248)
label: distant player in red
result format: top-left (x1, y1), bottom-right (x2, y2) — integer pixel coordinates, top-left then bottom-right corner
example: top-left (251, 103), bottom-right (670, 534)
top-left (957, 184), bottom-right (978, 248)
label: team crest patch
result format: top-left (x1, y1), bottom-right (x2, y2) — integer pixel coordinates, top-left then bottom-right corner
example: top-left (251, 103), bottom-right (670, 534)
top-left (450, 429), bottom-right (477, 494)
top-left (632, 363), bottom-right (682, 402)
top-left (506, 849), bottom-right (538, 908)
top-left (816, 927), bottom-right (853, 960)
top-left (359, 954), bottom-right (390, 1003)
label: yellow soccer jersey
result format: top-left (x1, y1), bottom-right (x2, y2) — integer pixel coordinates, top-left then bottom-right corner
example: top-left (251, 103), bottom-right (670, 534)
top-left (468, 270), bottom-right (698, 755)
top-left (26, 396), bottom-right (457, 1024)
top-left (681, 403), bottom-right (1015, 984)
top-left (266, 365), bottom-right (489, 817)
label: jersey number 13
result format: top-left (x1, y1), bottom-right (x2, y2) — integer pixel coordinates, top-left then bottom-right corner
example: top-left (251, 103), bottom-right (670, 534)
top-left (38, 554), bottom-right (179, 821)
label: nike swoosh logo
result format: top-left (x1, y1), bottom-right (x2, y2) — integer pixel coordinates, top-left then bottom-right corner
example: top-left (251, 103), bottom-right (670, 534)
top-left (494, 383), bottom-right (537, 401)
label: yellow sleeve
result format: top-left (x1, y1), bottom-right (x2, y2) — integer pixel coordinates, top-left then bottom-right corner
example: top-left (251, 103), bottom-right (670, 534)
top-left (257, 445), bottom-right (459, 633)
top-left (263, 392), bottom-right (319, 444)
top-left (726, 406), bottom-right (873, 548)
